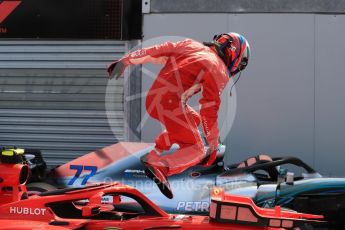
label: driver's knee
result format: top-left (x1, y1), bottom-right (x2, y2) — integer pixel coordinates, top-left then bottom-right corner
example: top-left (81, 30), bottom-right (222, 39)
top-left (155, 131), bottom-right (174, 151)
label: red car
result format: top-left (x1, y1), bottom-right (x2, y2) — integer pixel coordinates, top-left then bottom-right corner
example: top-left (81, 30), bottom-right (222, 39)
top-left (0, 149), bottom-right (324, 230)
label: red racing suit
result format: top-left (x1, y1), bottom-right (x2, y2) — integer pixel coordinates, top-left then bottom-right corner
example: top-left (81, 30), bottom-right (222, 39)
top-left (120, 39), bottom-right (229, 176)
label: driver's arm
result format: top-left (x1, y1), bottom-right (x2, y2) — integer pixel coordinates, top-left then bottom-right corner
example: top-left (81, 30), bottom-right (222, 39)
top-left (122, 41), bottom-right (176, 66)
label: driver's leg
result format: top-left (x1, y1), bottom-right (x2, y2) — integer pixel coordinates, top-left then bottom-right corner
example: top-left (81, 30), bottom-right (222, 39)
top-left (158, 105), bottom-right (204, 176)
top-left (142, 99), bottom-right (204, 176)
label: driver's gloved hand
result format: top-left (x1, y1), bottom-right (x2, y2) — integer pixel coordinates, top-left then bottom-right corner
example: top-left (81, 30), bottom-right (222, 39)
top-left (107, 60), bottom-right (127, 80)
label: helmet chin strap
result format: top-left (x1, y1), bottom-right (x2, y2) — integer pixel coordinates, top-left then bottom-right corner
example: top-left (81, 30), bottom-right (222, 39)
top-left (230, 70), bottom-right (242, 97)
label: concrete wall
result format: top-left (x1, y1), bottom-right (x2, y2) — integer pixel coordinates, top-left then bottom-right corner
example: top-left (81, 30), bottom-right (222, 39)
top-left (147, 0), bottom-right (345, 13)
top-left (140, 13), bottom-right (345, 176)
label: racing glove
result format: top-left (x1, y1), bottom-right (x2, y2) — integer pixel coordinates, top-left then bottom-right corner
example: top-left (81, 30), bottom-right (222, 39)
top-left (107, 60), bottom-right (128, 80)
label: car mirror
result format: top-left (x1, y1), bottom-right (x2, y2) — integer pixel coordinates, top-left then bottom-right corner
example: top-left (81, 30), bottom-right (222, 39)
top-left (24, 154), bottom-right (35, 162)
top-left (82, 204), bottom-right (101, 217)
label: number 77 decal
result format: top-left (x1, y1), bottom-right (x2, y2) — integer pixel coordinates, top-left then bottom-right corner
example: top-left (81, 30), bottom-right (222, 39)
top-left (68, 165), bottom-right (98, 185)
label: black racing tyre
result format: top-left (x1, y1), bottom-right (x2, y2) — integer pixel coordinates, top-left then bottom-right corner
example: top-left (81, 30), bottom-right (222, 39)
top-left (26, 182), bottom-right (57, 196)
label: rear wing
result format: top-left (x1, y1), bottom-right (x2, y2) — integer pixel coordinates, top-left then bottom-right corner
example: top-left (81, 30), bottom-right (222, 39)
top-left (210, 187), bottom-right (325, 229)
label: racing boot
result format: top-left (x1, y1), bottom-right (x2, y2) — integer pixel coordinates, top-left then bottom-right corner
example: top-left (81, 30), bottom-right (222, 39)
top-left (144, 164), bottom-right (173, 199)
top-left (141, 151), bottom-right (173, 199)
top-left (140, 149), bottom-right (160, 165)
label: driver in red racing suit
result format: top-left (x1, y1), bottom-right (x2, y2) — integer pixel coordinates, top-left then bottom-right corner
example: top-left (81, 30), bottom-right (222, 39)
top-left (107, 33), bottom-right (250, 198)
